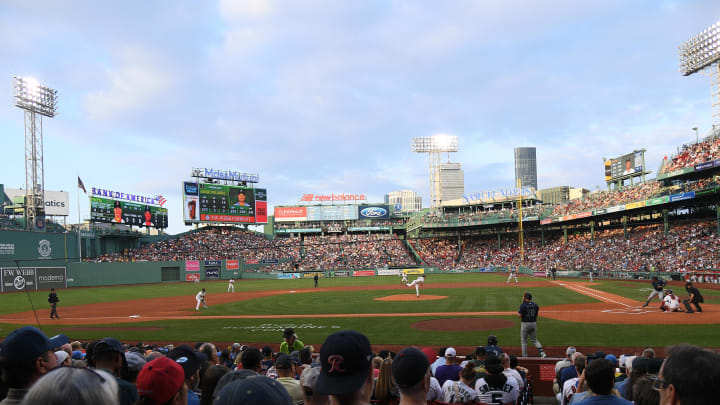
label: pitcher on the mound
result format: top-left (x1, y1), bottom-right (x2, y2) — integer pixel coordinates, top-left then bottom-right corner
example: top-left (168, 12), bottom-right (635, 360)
top-left (407, 275), bottom-right (425, 297)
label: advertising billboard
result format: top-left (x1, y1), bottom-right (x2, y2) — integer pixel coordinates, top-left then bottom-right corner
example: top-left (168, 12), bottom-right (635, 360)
top-left (358, 205), bottom-right (390, 219)
top-left (274, 206), bottom-right (308, 222)
top-left (605, 151), bottom-right (644, 180)
top-left (90, 196), bottom-right (168, 228)
top-left (4, 188), bottom-right (70, 216)
top-left (183, 182), bottom-right (267, 224)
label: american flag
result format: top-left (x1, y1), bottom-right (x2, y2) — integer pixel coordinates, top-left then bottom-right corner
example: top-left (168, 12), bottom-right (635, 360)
top-left (155, 195), bottom-right (167, 206)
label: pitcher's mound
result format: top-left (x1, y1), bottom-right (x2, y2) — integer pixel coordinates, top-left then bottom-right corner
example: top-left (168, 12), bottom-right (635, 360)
top-left (412, 318), bottom-right (515, 332)
top-left (375, 294), bottom-right (448, 302)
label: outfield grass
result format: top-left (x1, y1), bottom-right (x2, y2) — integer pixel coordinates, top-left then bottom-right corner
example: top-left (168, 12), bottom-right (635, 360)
top-left (1, 274), bottom-right (718, 348)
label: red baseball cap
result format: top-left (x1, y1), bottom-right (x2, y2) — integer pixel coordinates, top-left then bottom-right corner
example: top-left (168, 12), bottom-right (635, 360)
top-left (137, 357), bottom-right (185, 403)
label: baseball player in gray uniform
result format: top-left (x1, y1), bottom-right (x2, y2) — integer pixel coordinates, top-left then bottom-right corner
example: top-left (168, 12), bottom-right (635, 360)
top-left (507, 266), bottom-right (519, 284)
top-left (518, 291), bottom-right (547, 358)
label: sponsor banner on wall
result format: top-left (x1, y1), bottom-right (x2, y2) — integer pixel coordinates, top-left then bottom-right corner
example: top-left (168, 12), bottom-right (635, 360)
top-left (274, 206), bottom-right (307, 222)
top-left (205, 268), bottom-right (220, 279)
top-left (5, 189), bottom-right (70, 216)
top-left (577, 211), bottom-right (592, 219)
top-left (625, 201), bottom-right (646, 210)
top-left (332, 271), bottom-right (350, 277)
top-left (186, 273), bottom-right (200, 282)
top-left (185, 260), bottom-right (200, 271)
top-left (353, 270), bottom-right (375, 277)
top-left (646, 196), bottom-right (668, 206)
top-left (669, 191), bottom-right (695, 202)
top-left (36, 267), bottom-right (67, 290)
top-left (593, 209), bottom-right (607, 215)
top-left (377, 269), bottom-right (400, 276)
top-left (401, 268), bottom-right (425, 275)
top-left (303, 272), bottom-right (324, 278)
top-left (358, 205), bottom-right (390, 219)
top-left (540, 219), bottom-right (551, 225)
top-left (1, 268), bottom-right (37, 292)
top-left (695, 161), bottom-right (715, 171)
top-left (204, 260), bottom-right (222, 267)
top-left (245, 259), bottom-right (259, 264)
top-left (0, 243), bottom-right (14, 255)
top-left (533, 272), bottom-right (546, 277)
top-left (226, 260), bottom-right (239, 270)
top-left (277, 273), bottom-right (301, 279)
top-left (262, 258), bottom-right (279, 264)
top-left (477, 267), bottom-right (497, 272)
top-left (606, 205), bottom-right (626, 213)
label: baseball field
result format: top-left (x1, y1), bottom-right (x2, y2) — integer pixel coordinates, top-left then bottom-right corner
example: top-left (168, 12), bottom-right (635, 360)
top-left (0, 273), bottom-right (718, 355)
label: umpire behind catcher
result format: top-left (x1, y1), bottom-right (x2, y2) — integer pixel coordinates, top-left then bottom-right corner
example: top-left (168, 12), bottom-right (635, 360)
top-left (518, 292), bottom-right (547, 358)
top-left (683, 282), bottom-right (704, 313)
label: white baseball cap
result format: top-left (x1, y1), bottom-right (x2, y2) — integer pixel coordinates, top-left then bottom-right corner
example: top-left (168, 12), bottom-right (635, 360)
top-left (445, 347), bottom-right (457, 357)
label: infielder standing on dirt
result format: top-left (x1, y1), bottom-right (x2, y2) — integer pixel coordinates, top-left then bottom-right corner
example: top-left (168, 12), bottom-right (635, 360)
top-left (507, 266), bottom-right (519, 284)
top-left (518, 291), bottom-right (546, 358)
top-left (195, 288), bottom-right (208, 311)
top-left (642, 276), bottom-right (666, 308)
top-left (406, 274), bottom-right (425, 297)
top-left (227, 279), bottom-right (235, 293)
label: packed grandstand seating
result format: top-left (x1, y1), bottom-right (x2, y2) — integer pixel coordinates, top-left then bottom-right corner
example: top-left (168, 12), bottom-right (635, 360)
top-left (661, 133), bottom-right (720, 174)
top-left (3, 326), bottom-right (718, 405)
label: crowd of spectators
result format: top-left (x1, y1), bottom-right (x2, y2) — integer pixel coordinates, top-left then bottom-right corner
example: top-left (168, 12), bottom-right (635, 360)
top-left (524, 220), bottom-right (720, 275)
top-left (301, 233), bottom-right (415, 270)
top-left (661, 134), bottom-right (720, 173)
top-left (91, 227), bottom-right (301, 263)
top-left (550, 181), bottom-right (661, 218)
top-left (3, 325), bottom-right (718, 405)
top-left (90, 219), bottom-right (720, 275)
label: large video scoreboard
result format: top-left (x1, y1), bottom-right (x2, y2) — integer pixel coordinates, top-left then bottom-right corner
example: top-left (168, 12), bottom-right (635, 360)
top-left (604, 151), bottom-right (644, 181)
top-left (183, 182), bottom-right (267, 224)
top-left (90, 196), bottom-right (169, 228)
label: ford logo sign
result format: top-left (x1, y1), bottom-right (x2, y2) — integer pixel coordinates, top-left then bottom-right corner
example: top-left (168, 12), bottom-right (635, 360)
top-left (360, 207), bottom-right (387, 217)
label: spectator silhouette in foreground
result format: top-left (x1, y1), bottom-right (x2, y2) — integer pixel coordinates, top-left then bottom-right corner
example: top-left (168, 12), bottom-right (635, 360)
top-left (656, 344), bottom-right (720, 405)
top-left (315, 330), bottom-right (374, 405)
top-left (392, 347), bottom-right (431, 405)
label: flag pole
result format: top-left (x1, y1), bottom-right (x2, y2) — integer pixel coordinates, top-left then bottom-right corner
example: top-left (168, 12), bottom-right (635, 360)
top-left (77, 176), bottom-right (82, 262)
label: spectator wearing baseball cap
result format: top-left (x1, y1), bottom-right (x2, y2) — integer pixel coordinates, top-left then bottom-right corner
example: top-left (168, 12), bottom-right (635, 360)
top-left (315, 330), bottom-right (374, 405)
top-left (92, 337), bottom-right (138, 405)
top-left (301, 366), bottom-right (329, 405)
top-left (0, 326), bottom-right (67, 404)
top-left (261, 346), bottom-right (275, 375)
top-left (475, 355), bottom-right (520, 405)
top-left (136, 356), bottom-right (187, 405)
top-left (240, 347), bottom-right (264, 373)
top-left (392, 347), bottom-right (431, 405)
top-left (124, 351), bottom-right (146, 384)
top-left (214, 376), bottom-right (292, 405)
top-left (167, 345), bottom-right (202, 405)
top-left (484, 335), bottom-right (504, 357)
top-left (276, 354), bottom-right (303, 402)
top-left (434, 347), bottom-right (462, 386)
top-left (54, 350), bottom-right (71, 367)
top-left (280, 328), bottom-right (304, 354)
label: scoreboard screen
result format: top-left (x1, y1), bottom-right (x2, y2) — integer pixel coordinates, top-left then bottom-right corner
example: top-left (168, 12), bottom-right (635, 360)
top-left (183, 182), bottom-right (267, 224)
top-left (90, 196), bottom-right (169, 228)
top-left (605, 151), bottom-right (644, 181)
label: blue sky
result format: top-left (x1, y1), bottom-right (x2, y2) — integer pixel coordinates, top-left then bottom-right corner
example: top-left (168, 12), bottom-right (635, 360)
top-left (1, 1), bottom-right (718, 234)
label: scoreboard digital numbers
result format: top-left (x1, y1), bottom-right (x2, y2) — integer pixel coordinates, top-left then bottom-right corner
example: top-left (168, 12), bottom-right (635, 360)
top-left (183, 182), bottom-right (267, 224)
top-left (90, 196), bottom-right (168, 228)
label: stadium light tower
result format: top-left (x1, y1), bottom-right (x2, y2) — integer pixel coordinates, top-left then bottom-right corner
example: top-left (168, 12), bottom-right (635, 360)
top-left (412, 134), bottom-right (459, 212)
top-left (13, 76), bottom-right (58, 230)
top-left (679, 21), bottom-right (720, 124)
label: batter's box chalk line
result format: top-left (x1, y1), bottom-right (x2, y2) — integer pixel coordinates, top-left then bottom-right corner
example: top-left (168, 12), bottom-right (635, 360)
top-left (129, 315), bottom-right (141, 318)
top-left (602, 308), bottom-right (655, 315)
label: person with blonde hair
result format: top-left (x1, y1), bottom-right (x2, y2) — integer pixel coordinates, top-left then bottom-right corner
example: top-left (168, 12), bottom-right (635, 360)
top-left (373, 357), bottom-right (399, 405)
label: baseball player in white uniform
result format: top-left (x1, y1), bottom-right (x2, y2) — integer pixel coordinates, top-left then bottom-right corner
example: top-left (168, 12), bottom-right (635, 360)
top-left (195, 288), bottom-right (208, 311)
top-left (401, 271), bottom-right (408, 285)
top-left (507, 266), bottom-right (519, 283)
top-left (227, 279), bottom-right (235, 293)
top-left (193, 275), bottom-right (200, 284)
top-left (661, 289), bottom-right (682, 312)
top-left (406, 275), bottom-right (425, 297)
